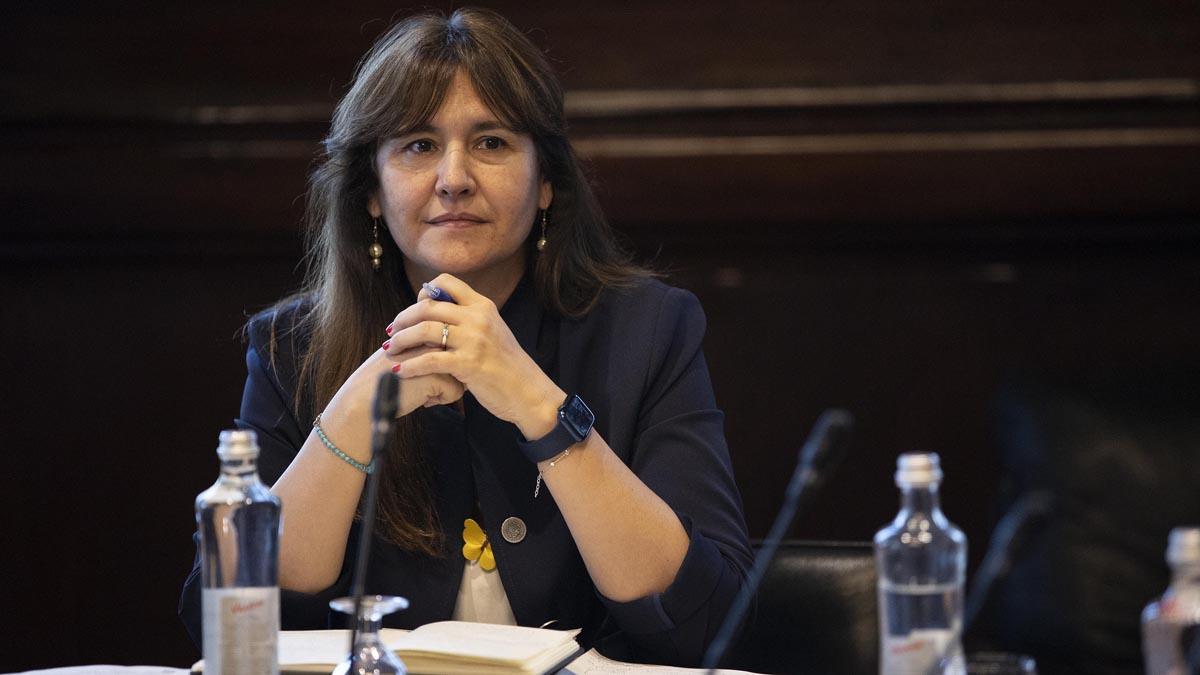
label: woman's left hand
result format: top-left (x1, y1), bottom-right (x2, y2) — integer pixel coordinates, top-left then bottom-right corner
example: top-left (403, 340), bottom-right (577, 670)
top-left (383, 273), bottom-right (564, 440)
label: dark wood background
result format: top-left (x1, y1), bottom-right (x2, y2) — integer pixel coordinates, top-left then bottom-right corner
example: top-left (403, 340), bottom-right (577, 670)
top-left (2, 1), bottom-right (1198, 670)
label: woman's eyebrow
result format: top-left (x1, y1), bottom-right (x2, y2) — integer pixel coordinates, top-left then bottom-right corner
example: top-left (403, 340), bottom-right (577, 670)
top-left (399, 120), bottom-right (510, 136)
top-left (399, 123), bottom-right (435, 136)
top-left (470, 121), bottom-right (509, 133)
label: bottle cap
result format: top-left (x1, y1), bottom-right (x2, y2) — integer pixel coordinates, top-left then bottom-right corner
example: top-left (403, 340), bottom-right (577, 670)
top-left (217, 429), bottom-right (260, 460)
top-left (895, 452), bottom-right (943, 487)
top-left (1167, 527), bottom-right (1200, 566)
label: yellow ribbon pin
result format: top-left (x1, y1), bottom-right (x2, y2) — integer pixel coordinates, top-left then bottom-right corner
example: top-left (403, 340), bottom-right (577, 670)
top-left (462, 518), bottom-right (496, 572)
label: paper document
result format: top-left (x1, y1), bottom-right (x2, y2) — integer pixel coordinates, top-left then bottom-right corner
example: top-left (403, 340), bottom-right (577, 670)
top-left (194, 622), bottom-right (581, 674)
top-left (191, 624), bottom-right (764, 675)
top-left (561, 649), bottom-right (760, 674)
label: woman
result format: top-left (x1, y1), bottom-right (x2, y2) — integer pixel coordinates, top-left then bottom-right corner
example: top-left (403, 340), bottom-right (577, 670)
top-left (180, 7), bottom-right (751, 666)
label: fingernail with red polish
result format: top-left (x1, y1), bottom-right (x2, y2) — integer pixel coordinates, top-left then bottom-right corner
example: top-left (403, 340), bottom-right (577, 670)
top-left (391, 364), bottom-right (402, 374)
top-left (382, 340), bottom-right (391, 350)
top-left (385, 325), bottom-right (393, 336)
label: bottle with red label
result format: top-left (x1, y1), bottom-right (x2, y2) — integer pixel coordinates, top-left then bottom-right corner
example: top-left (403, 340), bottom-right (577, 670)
top-left (874, 453), bottom-right (967, 674)
top-left (1143, 527), bottom-right (1200, 675)
top-left (196, 429), bottom-right (282, 675)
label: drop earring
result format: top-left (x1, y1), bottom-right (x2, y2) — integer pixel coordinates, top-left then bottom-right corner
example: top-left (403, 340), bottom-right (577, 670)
top-left (536, 210), bottom-right (548, 252)
top-left (369, 218), bottom-right (384, 271)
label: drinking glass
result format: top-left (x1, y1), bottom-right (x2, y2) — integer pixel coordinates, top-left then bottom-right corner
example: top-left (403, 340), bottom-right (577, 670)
top-left (330, 595), bottom-right (409, 675)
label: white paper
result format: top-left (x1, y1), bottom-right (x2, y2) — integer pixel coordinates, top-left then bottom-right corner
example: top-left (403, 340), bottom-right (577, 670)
top-left (561, 649), bottom-right (760, 674)
top-left (206, 626), bottom-right (763, 674)
top-left (276, 628), bottom-right (410, 665)
top-left (15, 662), bottom-right (188, 667)
top-left (399, 622), bottom-right (579, 663)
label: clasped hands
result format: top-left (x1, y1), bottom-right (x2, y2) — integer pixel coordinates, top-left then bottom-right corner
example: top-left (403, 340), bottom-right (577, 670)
top-left (369, 274), bottom-right (563, 441)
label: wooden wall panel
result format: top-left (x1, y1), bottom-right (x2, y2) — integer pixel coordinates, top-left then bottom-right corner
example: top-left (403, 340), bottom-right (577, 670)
top-left (0, 254), bottom-right (302, 668)
top-left (5, 1), bottom-right (1199, 116)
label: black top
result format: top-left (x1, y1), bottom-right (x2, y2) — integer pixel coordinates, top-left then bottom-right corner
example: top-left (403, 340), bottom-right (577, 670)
top-left (179, 277), bottom-right (752, 666)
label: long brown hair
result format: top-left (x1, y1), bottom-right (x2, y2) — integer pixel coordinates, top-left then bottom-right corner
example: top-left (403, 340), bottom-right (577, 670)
top-left (270, 7), bottom-right (648, 555)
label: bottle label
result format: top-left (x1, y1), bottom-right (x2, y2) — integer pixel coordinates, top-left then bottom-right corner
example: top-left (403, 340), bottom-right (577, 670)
top-left (882, 629), bottom-right (964, 674)
top-left (202, 586), bottom-right (280, 675)
top-left (1144, 615), bottom-right (1200, 675)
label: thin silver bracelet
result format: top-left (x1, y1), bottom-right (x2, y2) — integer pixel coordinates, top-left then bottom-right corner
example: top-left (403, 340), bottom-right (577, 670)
top-left (313, 414), bottom-right (375, 474)
top-left (533, 447), bottom-right (572, 498)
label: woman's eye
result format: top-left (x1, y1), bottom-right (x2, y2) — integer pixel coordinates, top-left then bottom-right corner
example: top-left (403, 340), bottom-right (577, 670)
top-left (478, 136), bottom-right (506, 151)
top-left (404, 139), bottom-right (435, 153)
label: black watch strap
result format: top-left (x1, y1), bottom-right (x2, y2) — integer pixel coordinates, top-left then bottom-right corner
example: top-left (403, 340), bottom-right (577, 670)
top-left (518, 394), bottom-right (594, 464)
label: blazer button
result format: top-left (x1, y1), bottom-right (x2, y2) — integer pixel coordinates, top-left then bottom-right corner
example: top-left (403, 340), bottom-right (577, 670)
top-left (501, 517), bottom-right (527, 544)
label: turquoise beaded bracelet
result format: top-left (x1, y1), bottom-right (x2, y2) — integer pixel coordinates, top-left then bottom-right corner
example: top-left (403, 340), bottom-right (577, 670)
top-left (313, 414), bottom-right (375, 474)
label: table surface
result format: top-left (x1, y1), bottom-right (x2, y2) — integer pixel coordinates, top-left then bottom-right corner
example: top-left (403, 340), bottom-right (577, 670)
top-left (13, 648), bottom-right (762, 675)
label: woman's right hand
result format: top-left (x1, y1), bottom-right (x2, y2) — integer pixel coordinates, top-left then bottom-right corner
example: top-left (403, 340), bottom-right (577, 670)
top-left (391, 344), bottom-right (467, 415)
top-left (328, 345), bottom-right (465, 420)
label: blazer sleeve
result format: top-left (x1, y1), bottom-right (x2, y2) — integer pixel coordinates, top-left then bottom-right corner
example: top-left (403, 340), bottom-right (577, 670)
top-left (178, 310), bottom-right (354, 648)
top-left (596, 286), bottom-right (753, 666)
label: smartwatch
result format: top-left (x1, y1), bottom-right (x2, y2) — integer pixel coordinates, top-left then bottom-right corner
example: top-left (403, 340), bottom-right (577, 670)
top-left (518, 394), bottom-right (594, 464)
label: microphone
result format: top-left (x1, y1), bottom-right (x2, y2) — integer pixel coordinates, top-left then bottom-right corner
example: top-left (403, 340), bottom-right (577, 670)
top-left (348, 372), bottom-right (401, 668)
top-left (961, 490), bottom-right (1054, 633)
top-left (701, 408), bottom-right (855, 671)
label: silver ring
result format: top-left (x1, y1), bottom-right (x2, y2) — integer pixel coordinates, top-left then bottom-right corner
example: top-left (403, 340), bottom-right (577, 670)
top-left (440, 323), bottom-right (450, 350)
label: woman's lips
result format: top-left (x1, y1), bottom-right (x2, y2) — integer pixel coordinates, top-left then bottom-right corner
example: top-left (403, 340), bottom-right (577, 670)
top-left (427, 212), bottom-right (486, 228)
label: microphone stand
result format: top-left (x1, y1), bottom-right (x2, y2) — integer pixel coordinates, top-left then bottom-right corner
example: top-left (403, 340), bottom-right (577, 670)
top-left (962, 490), bottom-right (1054, 633)
top-left (923, 490), bottom-right (1053, 675)
top-left (348, 373), bottom-right (400, 672)
top-left (701, 409), bottom-right (854, 672)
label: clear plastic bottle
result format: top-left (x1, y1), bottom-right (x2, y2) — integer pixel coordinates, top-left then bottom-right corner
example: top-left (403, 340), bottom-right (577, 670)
top-left (196, 429), bottom-right (282, 675)
top-left (875, 452), bottom-right (967, 675)
top-left (1142, 527), bottom-right (1200, 675)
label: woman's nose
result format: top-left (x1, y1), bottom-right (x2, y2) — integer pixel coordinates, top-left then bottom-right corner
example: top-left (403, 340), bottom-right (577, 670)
top-left (436, 148), bottom-right (475, 198)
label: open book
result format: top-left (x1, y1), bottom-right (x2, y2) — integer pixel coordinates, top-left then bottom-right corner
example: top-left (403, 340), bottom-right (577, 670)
top-left (190, 621), bottom-right (581, 675)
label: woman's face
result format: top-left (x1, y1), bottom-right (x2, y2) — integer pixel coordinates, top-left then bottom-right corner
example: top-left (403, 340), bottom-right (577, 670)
top-left (368, 70), bottom-right (552, 290)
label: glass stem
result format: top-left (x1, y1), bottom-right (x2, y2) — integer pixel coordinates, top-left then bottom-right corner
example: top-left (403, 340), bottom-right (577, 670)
top-left (355, 614), bottom-right (383, 644)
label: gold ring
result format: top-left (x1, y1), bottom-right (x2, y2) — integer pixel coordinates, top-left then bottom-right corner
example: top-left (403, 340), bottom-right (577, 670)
top-left (441, 323), bottom-right (450, 350)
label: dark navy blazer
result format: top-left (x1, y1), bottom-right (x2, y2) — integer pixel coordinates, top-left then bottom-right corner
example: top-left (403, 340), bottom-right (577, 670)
top-left (179, 277), bottom-right (752, 665)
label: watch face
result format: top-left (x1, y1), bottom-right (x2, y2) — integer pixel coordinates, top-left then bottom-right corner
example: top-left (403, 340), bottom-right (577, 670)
top-left (559, 395), bottom-right (595, 442)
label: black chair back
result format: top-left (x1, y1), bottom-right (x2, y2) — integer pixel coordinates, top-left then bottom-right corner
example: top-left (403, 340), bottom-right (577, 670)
top-left (727, 540), bottom-right (878, 675)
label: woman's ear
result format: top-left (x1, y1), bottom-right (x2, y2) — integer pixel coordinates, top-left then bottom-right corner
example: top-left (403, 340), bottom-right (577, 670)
top-left (368, 194), bottom-right (382, 219)
top-left (538, 179), bottom-right (553, 211)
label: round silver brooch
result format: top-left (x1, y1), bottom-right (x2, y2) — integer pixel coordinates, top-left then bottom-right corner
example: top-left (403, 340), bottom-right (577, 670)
top-left (500, 516), bottom-right (527, 544)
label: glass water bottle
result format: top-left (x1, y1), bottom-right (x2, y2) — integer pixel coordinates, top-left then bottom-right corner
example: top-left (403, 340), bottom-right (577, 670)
top-left (1143, 527), bottom-right (1200, 675)
top-left (196, 429), bottom-right (282, 675)
top-left (875, 452), bottom-right (967, 675)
